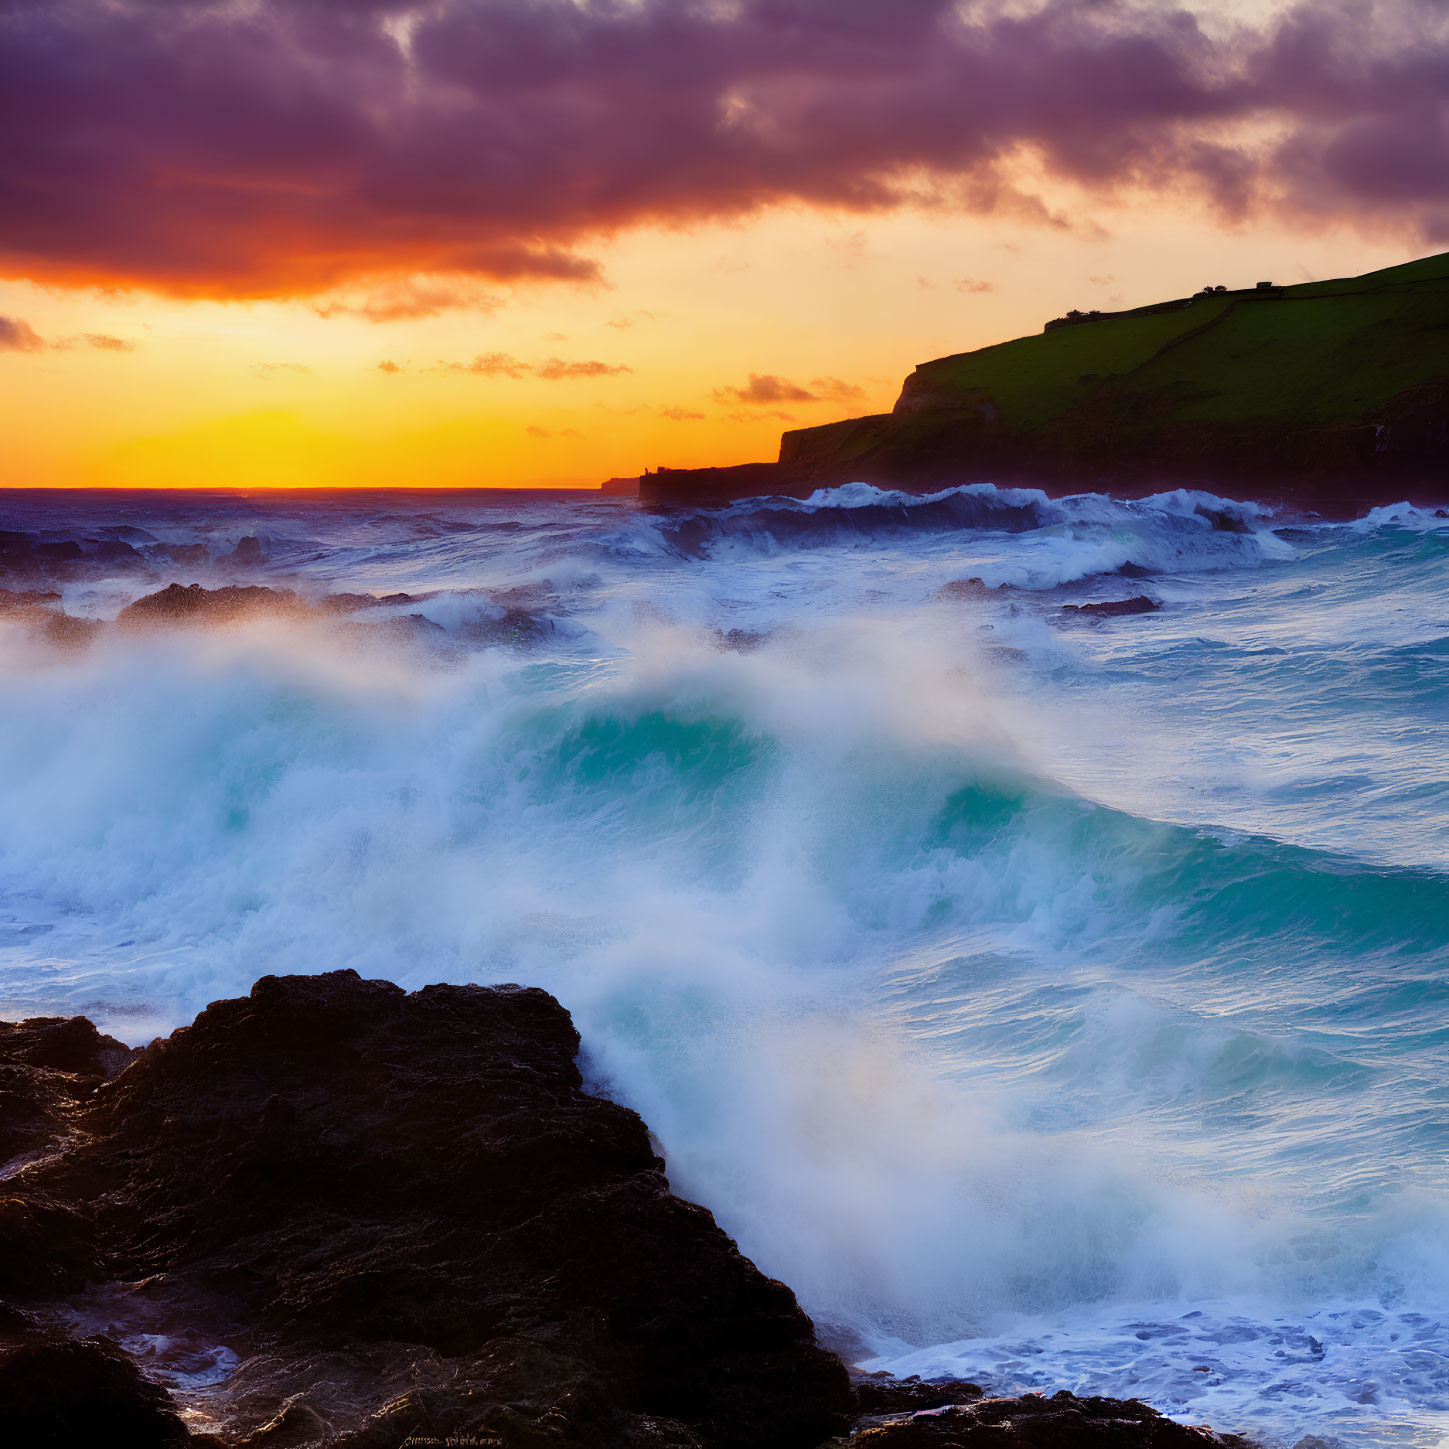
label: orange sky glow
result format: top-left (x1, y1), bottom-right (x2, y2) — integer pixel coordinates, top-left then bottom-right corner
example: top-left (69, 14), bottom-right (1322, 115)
top-left (1, 0), bottom-right (1443, 490)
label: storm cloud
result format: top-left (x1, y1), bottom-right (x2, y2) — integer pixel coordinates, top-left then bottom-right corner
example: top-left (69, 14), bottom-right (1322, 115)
top-left (1, 0), bottom-right (1445, 297)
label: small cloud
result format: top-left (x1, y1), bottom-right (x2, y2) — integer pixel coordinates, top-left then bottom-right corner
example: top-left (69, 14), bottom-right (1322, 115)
top-left (715, 373), bottom-right (817, 404)
top-left (995, 241), bottom-right (1023, 255)
top-left (525, 425), bottom-right (552, 438)
top-left (252, 361), bottom-right (313, 377)
top-left (955, 279), bottom-right (996, 294)
top-left (50, 331), bottom-right (139, 352)
top-left (0, 319), bottom-right (134, 353)
top-left (605, 310), bottom-right (655, 331)
top-left (535, 357), bottom-right (631, 380)
top-left (443, 352), bottom-right (531, 377)
top-left (917, 275), bottom-right (936, 290)
top-left (811, 376), bottom-right (868, 404)
top-left (660, 406), bottom-right (705, 421)
top-left (1088, 274), bottom-right (1116, 286)
top-left (827, 230), bottom-right (871, 266)
top-left (562, 428), bottom-right (584, 439)
top-left (543, 332), bottom-right (568, 342)
top-left (714, 373), bottom-right (865, 406)
top-left (316, 275), bottom-right (502, 323)
top-left (377, 359), bottom-right (403, 374)
top-left (429, 353), bottom-right (629, 380)
top-left (0, 316), bottom-right (45, 352)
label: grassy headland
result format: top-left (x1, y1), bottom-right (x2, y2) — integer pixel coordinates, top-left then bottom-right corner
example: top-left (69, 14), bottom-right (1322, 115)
top-left (643, 253), bottom-right (1449, 512)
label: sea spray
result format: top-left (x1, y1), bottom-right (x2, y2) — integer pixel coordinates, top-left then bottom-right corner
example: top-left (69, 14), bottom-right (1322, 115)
top-left (1, 485), bottom-right (1448, 1445)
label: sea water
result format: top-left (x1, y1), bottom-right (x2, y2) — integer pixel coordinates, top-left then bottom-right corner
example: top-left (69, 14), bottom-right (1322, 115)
top-left (1, 483), bottom-right (1447, 1446)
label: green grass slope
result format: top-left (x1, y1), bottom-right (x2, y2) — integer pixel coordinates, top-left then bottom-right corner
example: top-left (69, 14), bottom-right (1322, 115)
top-left (776, 252), bottom-right (1449, 508)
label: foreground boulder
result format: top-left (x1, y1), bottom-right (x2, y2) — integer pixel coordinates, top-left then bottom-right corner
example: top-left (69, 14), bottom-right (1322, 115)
top-left (0, 971), bottom-right (852, 1448)
top-left (0, 976), bottom-right (1254, 1448)
top-left (0, 1328), bottom-right (191, 1447)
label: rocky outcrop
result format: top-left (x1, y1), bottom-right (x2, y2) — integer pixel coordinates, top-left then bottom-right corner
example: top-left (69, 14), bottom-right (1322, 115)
top-left (0, 971), bottom-right (853, 1448)
top-left (0, 976), bottom-right (1257, 1449)
top-left (115, 582), bottom-right (312, 628)
top-left (0, 587), bottom-right (100, 649)
top-left (114, 583), bottom-right (433, 629)
top-left (841, 1388), bottom-right (1253, 1447)
top-left (0, 1328), bottom-right (192, 1447)
top-left (1061, 595), bottom-right (1161, 618)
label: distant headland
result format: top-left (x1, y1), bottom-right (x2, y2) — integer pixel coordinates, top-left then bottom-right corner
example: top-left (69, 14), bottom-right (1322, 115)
top-left (634, 252), bottom-right (1449, 515)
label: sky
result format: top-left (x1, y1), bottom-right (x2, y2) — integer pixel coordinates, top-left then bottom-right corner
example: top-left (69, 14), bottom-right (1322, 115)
top-left (1, 0), bottom-right (1446, 490)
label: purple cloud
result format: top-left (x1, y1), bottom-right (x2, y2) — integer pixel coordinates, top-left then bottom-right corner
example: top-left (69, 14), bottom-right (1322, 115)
top-left (715, 373), bottom-right (866, 405)
top-left (0, 1), bottom-right (1444, 298)
top-left (0, 317), bottom-right (46, 351)
top-left (716, 374), bottom-right (820, 404)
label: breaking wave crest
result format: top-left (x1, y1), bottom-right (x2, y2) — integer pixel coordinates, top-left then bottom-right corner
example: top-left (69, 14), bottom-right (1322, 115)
top-left (2, 485), bottom-right (1448, 1445)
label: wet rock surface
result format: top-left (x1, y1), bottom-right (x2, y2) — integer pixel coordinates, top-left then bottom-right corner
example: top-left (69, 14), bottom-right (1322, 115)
top-left (115, 582), bottom-right (312, 628)
top-left (838, 1387), bottom-right (1254, 1447)
top-left (0, 976), bottom-right (1255, 1448)
top-left (0, 1015), bottom-right (137, 1191)
top-left (1060, 594), bottom-right (1162, 618)
top-left (1, 581), bottom-right (551, 658)
top-left (0, 971), bottom-right (852, 1448)
top-left (0, 1325), bottom-right (192, 1447)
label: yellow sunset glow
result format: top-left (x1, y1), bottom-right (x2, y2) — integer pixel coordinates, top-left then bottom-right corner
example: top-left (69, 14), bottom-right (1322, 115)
top-left (0, 206), bottom-right (1419, 490)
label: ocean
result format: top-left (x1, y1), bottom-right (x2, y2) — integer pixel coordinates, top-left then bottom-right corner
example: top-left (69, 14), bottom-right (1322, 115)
top-left (2, 483), bottom-right (1447, 1446)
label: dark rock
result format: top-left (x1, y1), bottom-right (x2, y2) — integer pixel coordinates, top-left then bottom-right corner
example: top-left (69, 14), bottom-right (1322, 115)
top-left (8, 972), bottom-right (853, 1448)
top-left (226, 536), bottom-right (267, 566)
top-left (937, 577), bottom-right (998, 601)
top-left (0, 1014), bottom-right (137, 1169)
top-left (852, 1372), bottom-right (983, 1415)
top-left (87, 537), bottom-right (144, 563)
top-left (0, 530), bottom-right (36, 561)
top-left (314, 592), bottom-right (424, 614)
top-left (1061, 595), bottom-right (1161, 618)
top-left (34, 540), bottom-right (86, 562)
top-left (0, 587), bottom-right (64, 611)
top-left (1193, 506), bottom-right (1253, 535)
top-left (460, 606), bottom-right (555, 648)
top-left (116, 583), bottom-right (307, 629)
top-left (0, 1333), bottom-right (191, 1446)
top-left (0, 589), bottom-right (99, 649)
top-left (842, 1388), bottom-right (1254, 1446)
top-left (0, 1017), bottom-right (138, 1297)
top-left (0, 982), bottom-right (1252, 1448)
top-left (336, 613), bottom-right (449, 648)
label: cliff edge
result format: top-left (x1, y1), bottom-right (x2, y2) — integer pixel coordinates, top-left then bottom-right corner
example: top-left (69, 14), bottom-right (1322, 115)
top-left (643, 252), bottom-right (1449, 513)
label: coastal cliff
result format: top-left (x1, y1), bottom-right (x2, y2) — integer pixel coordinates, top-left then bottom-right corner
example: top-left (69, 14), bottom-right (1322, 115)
top-left (0, 973), bottom-right (1252, 1448)
top-left (642, 251), bottom-right (1449, 513)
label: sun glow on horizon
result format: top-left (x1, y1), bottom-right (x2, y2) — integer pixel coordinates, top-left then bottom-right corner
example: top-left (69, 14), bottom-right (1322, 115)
top-left (0, 208), bottom-right (1426, 492)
